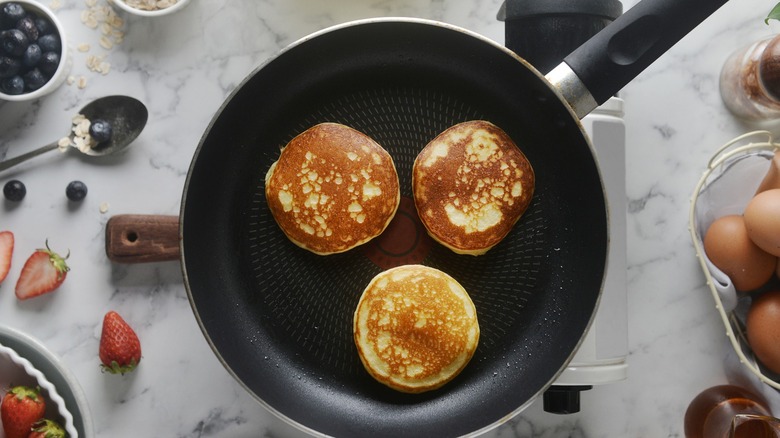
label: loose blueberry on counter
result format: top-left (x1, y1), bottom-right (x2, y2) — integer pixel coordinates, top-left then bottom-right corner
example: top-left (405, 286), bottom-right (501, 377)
top-left (0, 29), bottom-right (29, 57)
top-left (3, 179), bottom-right (26, 202)
top-left (65, 181), bottom-right (87, 201)
top-left (89, 119), bottom-right (112, 144)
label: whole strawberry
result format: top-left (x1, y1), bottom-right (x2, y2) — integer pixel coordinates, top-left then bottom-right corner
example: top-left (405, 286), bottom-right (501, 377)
top-left (1, 386), bottom-right (45, 438)
top-left (28, 419), bottom-right (65, 438)
top-left (15, 241), bottom-right (69, 300)
top-left (0, 230), bottom-right (13, 284)
top-left (99, 311), bottom-right (142, 375)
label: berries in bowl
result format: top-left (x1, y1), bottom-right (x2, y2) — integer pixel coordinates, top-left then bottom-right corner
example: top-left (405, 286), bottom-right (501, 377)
top-left (0, 0), bottom-right (70, 101)
top-left (108, 0), bottom-right (190, 17)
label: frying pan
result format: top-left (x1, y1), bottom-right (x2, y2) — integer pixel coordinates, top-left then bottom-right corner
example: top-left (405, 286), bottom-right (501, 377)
top-left (106, 0), bottom-right (728, 436)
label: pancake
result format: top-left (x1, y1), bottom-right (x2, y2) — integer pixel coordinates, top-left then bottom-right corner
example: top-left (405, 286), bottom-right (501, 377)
top-left (412, 120), bottom-right (534, 255)
top-left (265, 123), bottom-right (400, 255)
top-left (353, 264), bottom-right (479, 393)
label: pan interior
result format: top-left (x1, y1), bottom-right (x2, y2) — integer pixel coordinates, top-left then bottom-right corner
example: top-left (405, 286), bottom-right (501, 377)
top-left (182, 19), bottom-right (607, 438)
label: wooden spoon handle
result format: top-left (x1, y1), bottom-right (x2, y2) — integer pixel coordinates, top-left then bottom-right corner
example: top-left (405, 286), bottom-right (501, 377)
top-left (105, 214), bottom-right (180, 263)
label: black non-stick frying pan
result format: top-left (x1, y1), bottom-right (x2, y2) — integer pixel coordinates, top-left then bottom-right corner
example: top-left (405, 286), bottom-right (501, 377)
top-left (106, 0), bottom-right (728, 436)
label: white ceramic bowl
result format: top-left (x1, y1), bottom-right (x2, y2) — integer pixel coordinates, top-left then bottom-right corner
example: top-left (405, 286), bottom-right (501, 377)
top-left (108, 0), bottom-right (190, 17)
top-left (0, 0), bottom-right (71, 102)
top-left (0, 325), bottom-right (92, 437)
top-left (0, 343), bottom-right (76, 437)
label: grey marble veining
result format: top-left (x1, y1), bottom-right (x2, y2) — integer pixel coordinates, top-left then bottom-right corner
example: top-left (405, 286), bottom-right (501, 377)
top-left (1, 0), bottom-right (779, 436)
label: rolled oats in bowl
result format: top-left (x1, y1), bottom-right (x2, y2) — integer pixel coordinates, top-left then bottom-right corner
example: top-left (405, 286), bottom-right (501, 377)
top-left (109, 0), bottom-right (189, 16)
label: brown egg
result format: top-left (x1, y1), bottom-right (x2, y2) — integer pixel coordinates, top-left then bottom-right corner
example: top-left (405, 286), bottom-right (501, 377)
top-left (747, 290), bottom-right (780, 374)
top-left (756, 151), bottom-right (780, 194)
top-left (703, 215), bottom-right (777, 292)
top-left (745, 189), bottom-right (780, 256)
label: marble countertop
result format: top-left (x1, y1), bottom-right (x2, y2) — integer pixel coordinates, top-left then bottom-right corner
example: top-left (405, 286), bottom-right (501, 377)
top-left (0, 0), bottom-right (778, 436)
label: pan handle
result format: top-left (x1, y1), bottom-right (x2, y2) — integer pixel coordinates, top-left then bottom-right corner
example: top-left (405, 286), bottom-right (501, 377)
top-left (105, 214), bottom-right (181, 263)
top-left (548, 0), bottom-right (729, 118)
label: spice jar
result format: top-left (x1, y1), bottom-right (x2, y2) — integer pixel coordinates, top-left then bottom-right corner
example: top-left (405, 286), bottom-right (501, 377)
top-left (720, 34), bottom-right (780, 121)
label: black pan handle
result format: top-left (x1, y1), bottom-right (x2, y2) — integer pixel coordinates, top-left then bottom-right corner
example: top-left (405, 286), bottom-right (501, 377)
top-left (557, 0), bottom-right (729, 115)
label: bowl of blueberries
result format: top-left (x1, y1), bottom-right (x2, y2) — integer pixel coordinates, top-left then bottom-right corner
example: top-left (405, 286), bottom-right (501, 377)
top-left (0, 0), bottom-right (69, 101)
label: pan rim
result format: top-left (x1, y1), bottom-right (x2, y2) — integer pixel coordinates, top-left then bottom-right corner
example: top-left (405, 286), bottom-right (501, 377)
top-left (180, 17), bottom-right (608, 438)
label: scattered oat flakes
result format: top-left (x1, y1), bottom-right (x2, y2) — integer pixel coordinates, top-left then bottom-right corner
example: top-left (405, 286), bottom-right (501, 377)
top-left (77, 43), bottom-right (91, 52)
top-left (66, 75), bottom-right (76, 85)
top-left (50, 0), bottom-right (61, 10)
top-left (77, 76), bottom-right (88, 89)
top-left (99, 202), bottom-right (110, 214)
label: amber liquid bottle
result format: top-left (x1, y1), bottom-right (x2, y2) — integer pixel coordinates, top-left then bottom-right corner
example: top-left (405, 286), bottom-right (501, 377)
top-left (685, 385), bottom-right (780, 438)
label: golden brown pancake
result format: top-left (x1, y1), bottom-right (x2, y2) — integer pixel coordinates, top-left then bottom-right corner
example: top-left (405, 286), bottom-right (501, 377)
top-left (412, 120), bottom-right (534, 255)
top-left (353, 264), bottom-right (479, 393)
top-left (265, 123), bottom-right (400, 255)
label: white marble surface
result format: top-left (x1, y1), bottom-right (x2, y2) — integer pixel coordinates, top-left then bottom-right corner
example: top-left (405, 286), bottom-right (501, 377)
top-left (0, 0), bottom-right (778, 436)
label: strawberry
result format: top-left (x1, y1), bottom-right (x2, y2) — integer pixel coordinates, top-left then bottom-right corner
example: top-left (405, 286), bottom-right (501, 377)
top-left (99, 311), bottom-right (142, 375)
top-left (0, 231), bottom-right (13, 284)
top-left (15, 241), bottom-right (69, 300)
top-left (27, 419), bottom-right (65, 438)
top-left (1, 386), bottom-right (45, 438)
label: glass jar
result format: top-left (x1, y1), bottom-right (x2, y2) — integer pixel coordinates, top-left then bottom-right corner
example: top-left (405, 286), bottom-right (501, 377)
top-left (684, 385), bottom-right (780, 438)
top-left (720, 34), bottom-right (780, 121)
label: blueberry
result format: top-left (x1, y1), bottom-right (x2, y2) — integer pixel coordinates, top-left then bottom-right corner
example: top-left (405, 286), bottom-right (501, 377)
top-left (23, 67), bottom-right (45, 90)
top-left (65, 181), bottom-right (87, 201)
top-left (36, 33), bottom-right (58, 53)
top-left (1, 75), bottom-right (24, 94)
top-left (89, 119), bottom-right (112, 143)
top-left (37, 50), bottom-right (58, 75)
top-left (21, 43), bottom-right (40, 68)
top-left (0, 29), bottom-right (29, 57)
top-left (15, 16), bottom-right (38, 41)
top-left (33, 17), bottom-right (52, 36)
top-left (0, 55), bottom-right (19, 78)
top-left (0, 3), bottom-right (25, 29)
top-left (3, 180), bottom-right (26, 202)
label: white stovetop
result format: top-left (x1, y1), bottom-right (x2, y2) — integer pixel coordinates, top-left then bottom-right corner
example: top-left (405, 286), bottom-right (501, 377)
top-left (0, 0), bottom-right (777, 436)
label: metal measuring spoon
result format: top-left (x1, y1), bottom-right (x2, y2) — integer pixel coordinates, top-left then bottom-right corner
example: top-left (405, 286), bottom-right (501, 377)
top-left (0, 95), bottom-right (148, 172)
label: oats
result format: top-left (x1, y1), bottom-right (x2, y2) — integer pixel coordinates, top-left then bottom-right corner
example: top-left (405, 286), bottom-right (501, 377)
top-left (77, 76), bottom-right (88, 89)
top-left (99, 202), bottom-right (110, 214)
top-left (121, 0), bottom-right (178, 11)
top-left (66, 75), bottom-right (76, 85)
top-left (58, 137), bottom-right (72, 150)
top-left (50, 0), bottom-right (61, 10)
top-left (99, 36), bottom-right (113, 50)
top-left (77, 43), bottom-right (91, 52)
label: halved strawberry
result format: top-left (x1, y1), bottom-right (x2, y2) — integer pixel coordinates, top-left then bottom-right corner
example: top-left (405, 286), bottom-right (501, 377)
top-left (0, 231), bottom-right (13, 284)
top-left (15, 241), bottom-right (69, 300)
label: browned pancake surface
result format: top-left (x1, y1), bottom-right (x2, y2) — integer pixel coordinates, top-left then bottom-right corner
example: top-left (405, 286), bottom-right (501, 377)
top-left (265, 123), bottom-right (400, 255)
top-left (354, 265), bottom-right (479, 393)
top-left (412, 120), bottom-right (535, 255)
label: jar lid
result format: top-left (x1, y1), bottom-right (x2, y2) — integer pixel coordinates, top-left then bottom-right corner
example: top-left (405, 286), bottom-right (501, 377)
top-left (498, 0), bottom-right (622, 21)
